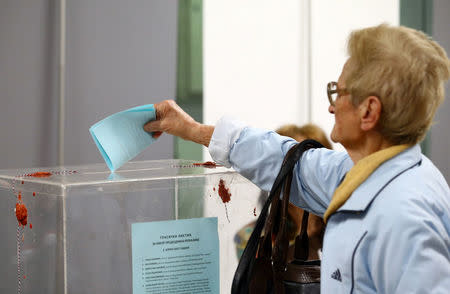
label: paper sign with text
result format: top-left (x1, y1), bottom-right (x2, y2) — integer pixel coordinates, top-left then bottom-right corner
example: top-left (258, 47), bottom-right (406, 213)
top-left (132, 217), bottom-right (219, 294)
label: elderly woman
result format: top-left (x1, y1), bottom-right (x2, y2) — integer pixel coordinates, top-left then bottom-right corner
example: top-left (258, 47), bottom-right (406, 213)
top-left (144, 24), bottom-right (450, 293)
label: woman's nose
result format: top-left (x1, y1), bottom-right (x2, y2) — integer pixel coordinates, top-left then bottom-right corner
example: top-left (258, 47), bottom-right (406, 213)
top-left (328, 104), bottom-right (335, 114)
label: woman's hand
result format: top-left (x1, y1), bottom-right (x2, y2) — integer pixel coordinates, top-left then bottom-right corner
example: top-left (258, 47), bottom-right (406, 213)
top-left (144, 100), bottom-right (214, 147)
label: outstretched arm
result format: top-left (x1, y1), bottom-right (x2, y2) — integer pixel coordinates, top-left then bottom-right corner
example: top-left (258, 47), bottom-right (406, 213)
top-left (144, 100), bottom-right (341, 215)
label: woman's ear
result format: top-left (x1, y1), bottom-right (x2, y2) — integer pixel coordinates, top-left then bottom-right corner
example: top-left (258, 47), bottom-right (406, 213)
top-left (359, 96), bottom-right (382, 131)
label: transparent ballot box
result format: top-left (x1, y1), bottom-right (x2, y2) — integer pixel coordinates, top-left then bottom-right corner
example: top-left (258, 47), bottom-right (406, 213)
top-left (0, 160), bottom-right (263, 294)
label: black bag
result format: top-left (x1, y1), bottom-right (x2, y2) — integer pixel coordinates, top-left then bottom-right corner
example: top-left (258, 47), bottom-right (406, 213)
top-left (232, 139), bottom-right (323, 294)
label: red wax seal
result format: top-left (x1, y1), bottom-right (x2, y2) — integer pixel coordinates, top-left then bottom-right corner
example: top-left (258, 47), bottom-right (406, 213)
top-left (27, 172), bottom-right (52, 177)
top-left (218, 179), bottom-right (231, 203)
top-left (193, 161), bottom-right (217, 168)
top-left (16, 203), bottom-right (28, 226)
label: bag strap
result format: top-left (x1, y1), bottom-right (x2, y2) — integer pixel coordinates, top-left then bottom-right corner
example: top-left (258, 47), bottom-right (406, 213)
top-left (271, 168), bottom-right (294, 294)
top-left (271, 167), bottom-right (293, 272)
top-left (294, 210), bottom-right (310, 261)
top-left (231, 139), bottom-right (324, 294)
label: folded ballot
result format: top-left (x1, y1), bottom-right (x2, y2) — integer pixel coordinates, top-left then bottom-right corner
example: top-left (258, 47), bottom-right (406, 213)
top-left (89, 104), bottom-right (157, 171)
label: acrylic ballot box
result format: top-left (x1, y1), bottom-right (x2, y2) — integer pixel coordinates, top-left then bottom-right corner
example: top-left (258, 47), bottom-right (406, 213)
top-left (0, 160), bottom-right (263, 294)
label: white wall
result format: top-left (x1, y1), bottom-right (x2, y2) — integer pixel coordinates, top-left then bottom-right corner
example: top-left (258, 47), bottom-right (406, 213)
top-left (203, 0), bottom-right (309, 159)
top-left (203, 0), bottom-right (399, 155)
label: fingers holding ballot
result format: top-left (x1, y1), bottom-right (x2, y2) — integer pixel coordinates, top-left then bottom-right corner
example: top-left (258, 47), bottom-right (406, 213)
top-left (143, 100), bottom-right (214, 147)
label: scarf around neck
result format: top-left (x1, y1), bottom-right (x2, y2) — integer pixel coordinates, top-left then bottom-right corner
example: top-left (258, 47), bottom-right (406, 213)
top-left (323, 144), bottom-right (410, 223)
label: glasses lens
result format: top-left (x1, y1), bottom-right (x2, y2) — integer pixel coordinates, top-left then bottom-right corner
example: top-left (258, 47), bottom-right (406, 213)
top-left (327, 82), bottom-right (338, 105)
top-left (331, 91), bottom-right (337, 103)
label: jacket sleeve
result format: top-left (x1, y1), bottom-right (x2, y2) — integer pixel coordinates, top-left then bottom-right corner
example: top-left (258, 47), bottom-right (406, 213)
top-left (208, 116), bottom-right (352, 217)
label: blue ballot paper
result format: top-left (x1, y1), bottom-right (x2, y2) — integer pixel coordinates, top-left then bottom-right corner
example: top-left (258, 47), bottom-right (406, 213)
top-left (89, 104), bottom-right (157, 171)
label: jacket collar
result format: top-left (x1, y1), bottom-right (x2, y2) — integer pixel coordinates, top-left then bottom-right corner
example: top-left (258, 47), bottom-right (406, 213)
top-left (337, 144), bottom-right (422, 213)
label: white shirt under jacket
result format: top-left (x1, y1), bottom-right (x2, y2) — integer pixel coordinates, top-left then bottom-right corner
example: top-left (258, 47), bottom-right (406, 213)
top-left (208, 116), bottom-right (450, 294)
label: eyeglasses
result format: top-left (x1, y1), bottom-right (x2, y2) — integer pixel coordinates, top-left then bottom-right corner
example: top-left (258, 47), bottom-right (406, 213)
top-left (327, 81), bottom-right (348, 106)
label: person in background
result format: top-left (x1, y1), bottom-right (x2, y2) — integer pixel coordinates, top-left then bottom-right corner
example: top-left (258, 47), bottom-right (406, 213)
top-left (144, 24), bottom-right (450, 293)
top-left (276, 123), bottom-right (333, 150)
top-left (234, 123), bottom-right (332, 261)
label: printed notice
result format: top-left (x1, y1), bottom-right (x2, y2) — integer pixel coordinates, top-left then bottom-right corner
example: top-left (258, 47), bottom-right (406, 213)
top-left (132, 217), bottom-right (219, 294)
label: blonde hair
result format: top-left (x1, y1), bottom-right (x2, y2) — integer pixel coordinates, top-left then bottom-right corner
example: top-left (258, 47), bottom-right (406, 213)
top-left (276, 123), bottom-right (333, 150)
top-left (346, 24), bottom-right (450, 145)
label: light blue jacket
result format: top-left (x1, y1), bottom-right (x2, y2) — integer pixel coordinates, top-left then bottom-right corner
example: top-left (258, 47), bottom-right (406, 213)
top-left (209, 117), bottom-right (450, 294)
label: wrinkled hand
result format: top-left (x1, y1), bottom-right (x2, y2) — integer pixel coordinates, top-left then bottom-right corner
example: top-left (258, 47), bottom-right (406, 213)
top-left (144, 100), bottom-right (214, 146)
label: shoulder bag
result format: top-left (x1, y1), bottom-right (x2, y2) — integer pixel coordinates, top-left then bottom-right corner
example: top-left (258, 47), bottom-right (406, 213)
top-left (231, 139), bottom-right (323, 294)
